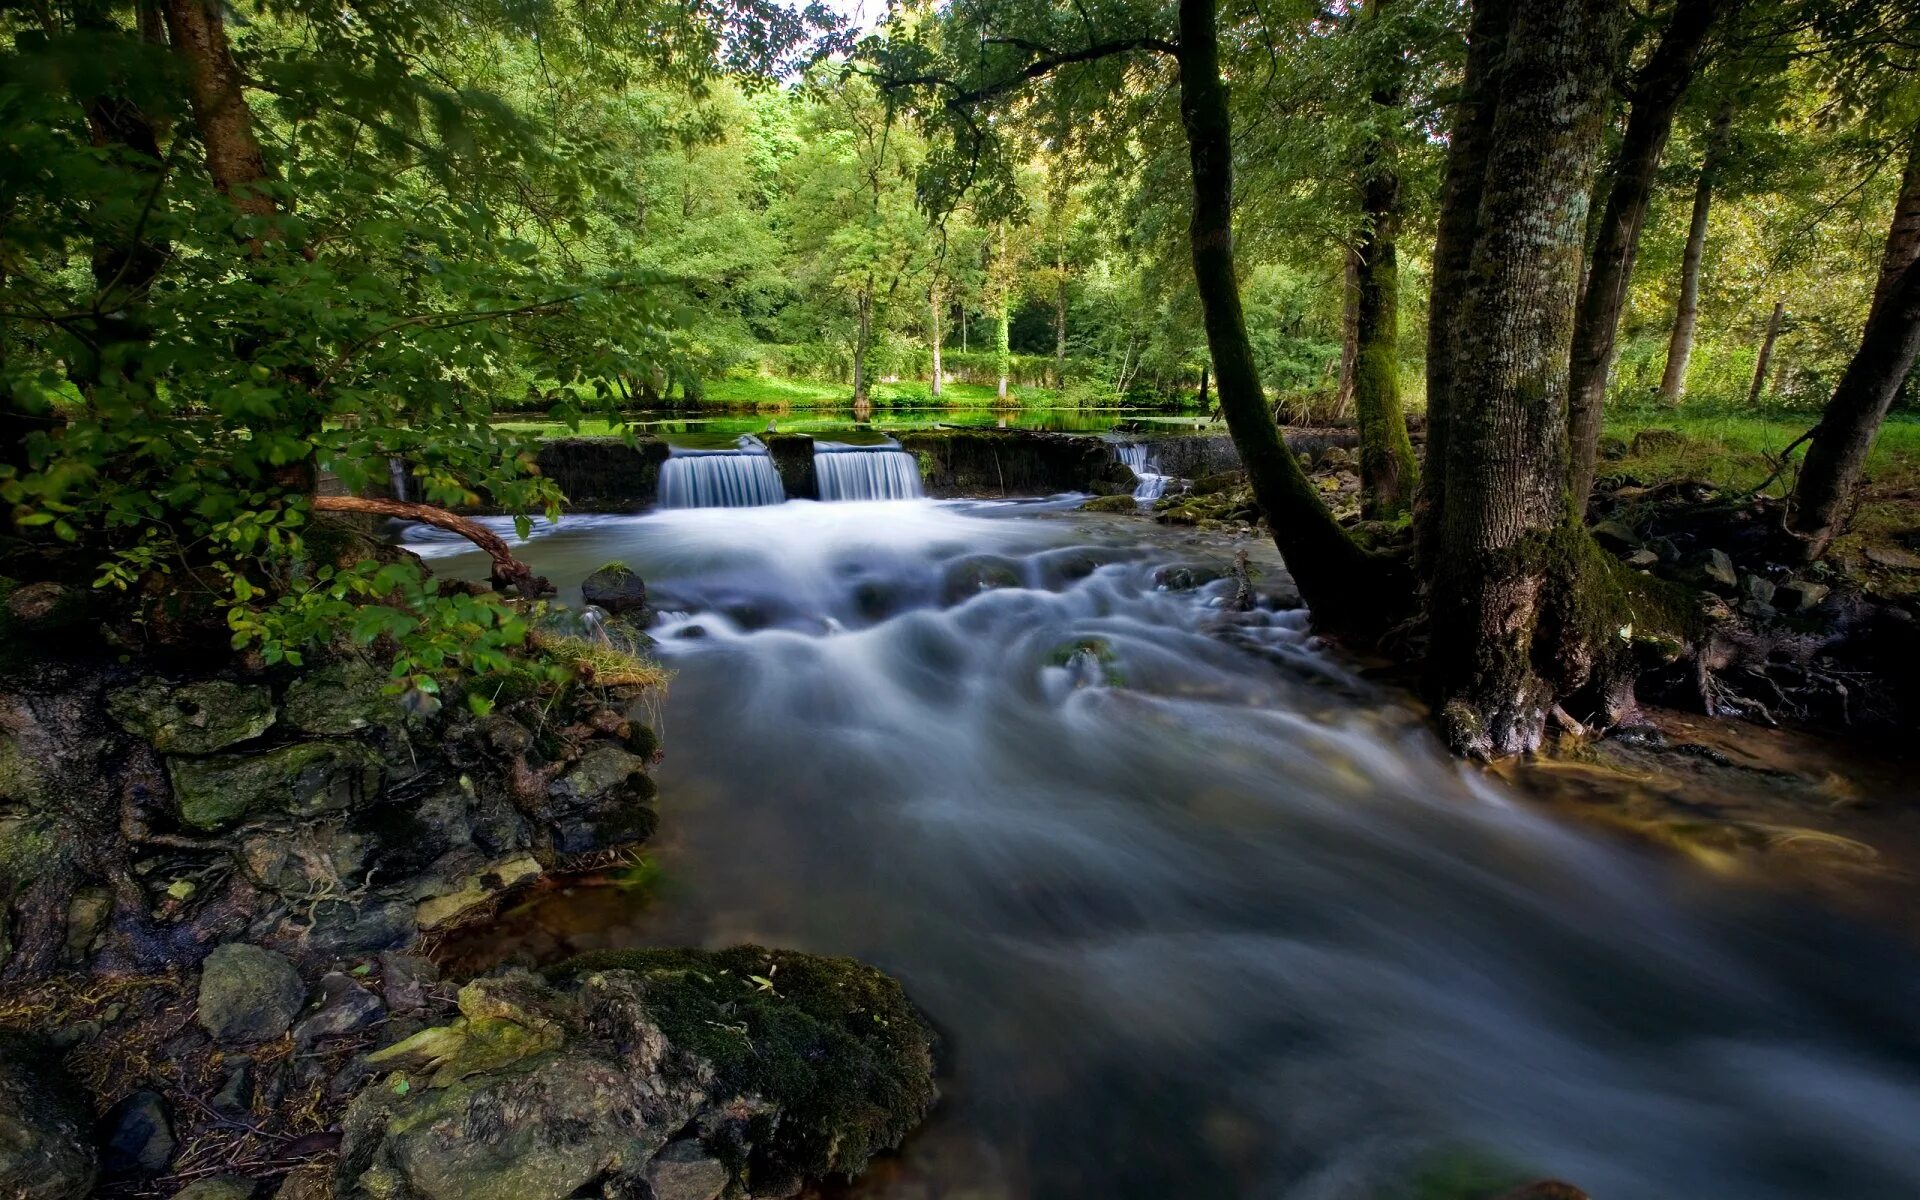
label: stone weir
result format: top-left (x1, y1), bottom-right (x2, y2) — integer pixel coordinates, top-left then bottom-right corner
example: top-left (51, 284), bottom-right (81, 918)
top-left (502, 426), bottom-right (1363, 510)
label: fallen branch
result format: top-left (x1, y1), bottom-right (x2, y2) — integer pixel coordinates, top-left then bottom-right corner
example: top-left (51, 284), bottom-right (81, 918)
top-left (311, 495), bottom-right (552, 596)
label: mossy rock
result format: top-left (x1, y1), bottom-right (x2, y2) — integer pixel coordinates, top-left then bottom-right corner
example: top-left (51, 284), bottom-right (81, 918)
top-left (551, 946), bottom-right (938, 1194)
top-left (168, 742), bottom-right (383, 830)
top-left (107, 679), bottom-right (276, 754)
top-left (942, 555), bottom-right (1024, 603)
top-left (282, 660), bottom-right (398, 736)
top-left (1080, 494), bottom-right (1141, 514)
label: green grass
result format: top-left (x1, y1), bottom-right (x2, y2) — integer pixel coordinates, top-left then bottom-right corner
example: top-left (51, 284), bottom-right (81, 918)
top-left (700, 376), bottom-right (1062, 407)
top-left (1602, 407), bottom-right (1920, 494)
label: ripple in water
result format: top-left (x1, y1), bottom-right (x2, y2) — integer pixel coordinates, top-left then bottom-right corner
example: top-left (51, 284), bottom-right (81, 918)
top-left (414, 499), bottom-right (1920, 1200)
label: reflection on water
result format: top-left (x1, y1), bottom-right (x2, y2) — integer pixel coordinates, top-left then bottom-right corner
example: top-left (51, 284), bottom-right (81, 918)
top-left (496, 406), bottom-right (1223, 437)
top-left (412, 502), bottom-right (1920, 1200)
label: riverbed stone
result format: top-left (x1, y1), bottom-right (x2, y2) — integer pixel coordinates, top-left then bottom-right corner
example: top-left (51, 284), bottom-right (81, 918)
top-left (1742, 574), bottom-right (1777, 608)
top-left (0, 1033), bottom-right (96, 1199)
top-left (168, 741), bottom-right (382, 829)
top-left (581, 563), bottom-right (652, 619)
top-left (1623, 548), bottom-right (1660, 569)
top-left (283, 659), bottom-right (396, 735)
top-left (1081, 493), bottom-right (1140, 513)
top-left (198, 943), bottom-right (306, 1044)
top-left (101, 1088), bottom-right (174, 1176)
top-left (169, 1177), bottom-right (256, 1200)
top-left (1777, 579), bottom-right (1831, 612)
top-left (414, 854), bottom-right (544, 930)
top-left (542, 746), bottom-right (658, 856)
top-left (643, 1140), bottom-right (729, 1200)
top-left (108, 680), bottom-right (276, 754)
top-left (1699, 549), bottom-right (1739, 590)
top-left (1590, 520), bottom-right (1639, 552)
top-left (294, 972), bottom-right (387, 1047)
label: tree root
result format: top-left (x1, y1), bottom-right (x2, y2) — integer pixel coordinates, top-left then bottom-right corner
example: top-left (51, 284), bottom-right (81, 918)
top-left (310, 495), bottom-right (553, 596)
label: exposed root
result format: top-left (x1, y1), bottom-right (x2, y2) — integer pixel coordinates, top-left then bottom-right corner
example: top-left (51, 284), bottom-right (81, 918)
top-left (311, 495), bottom-right (552, 596)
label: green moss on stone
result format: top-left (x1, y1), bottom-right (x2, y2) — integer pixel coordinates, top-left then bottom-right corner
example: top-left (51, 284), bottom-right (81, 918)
top-left (168, 742), bottom-right (383, 830)
top-left (550, 945), bottom-right (937, 1191)
top-left (107, 680), bottom-right (277, 754)
top-left (282, 660), bottom-right (398, 736)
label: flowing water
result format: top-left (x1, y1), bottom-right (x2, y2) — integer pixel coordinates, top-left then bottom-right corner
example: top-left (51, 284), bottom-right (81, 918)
top-left (408, 500), bottom-right (1920, 1200)
top-left (815, 443), bottom-right (926, 501)
top-left (1116, 441), bottom-right (1171, 502)
top-left (657, 442), bottom-right (787, 508)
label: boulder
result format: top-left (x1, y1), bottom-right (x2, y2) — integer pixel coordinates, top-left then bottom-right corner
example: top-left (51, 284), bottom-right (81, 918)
top-left (168, 741), bottom-right (382, 830)
top-left (293, 972), bottom-right (387, 1047)
top-left (108, 680), bottom-right (276, 754)
top-left (1865, 544), bottom-right (1920, 572)
top-left (0, 1032), bottom-right (96, 1200)
top-left (1699, 549), bottom-right (1739, 591)
top-left (282, 660), bottom-right (397, 735)
top-left (1589, 520), bottom-right (1639, 552)
top-left (1777, 579), bottom-right (1831, 613)
top-left (199, 943), bottom-right (306, 1044)
top-left (542, 747), bottom-right (658, 857)
top-left (1079, 494), bottom-right (1140, 514)
top-left (1623, 548), bottom-right (1660, 570)
top-left (1741, 574), bottom-right (1777, 608)
top-left (414, 855), bottom-right (544, 931)
top-left (336, 949), bottom-right (936, 1200)
top-left (580, 563), bottom-right (651, 618)
top-left (101, 1089), bottom-right (174, 1177)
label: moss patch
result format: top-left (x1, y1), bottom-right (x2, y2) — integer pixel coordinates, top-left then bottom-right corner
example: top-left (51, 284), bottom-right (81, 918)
top-left (550, 945), bottom-right (936, 1192)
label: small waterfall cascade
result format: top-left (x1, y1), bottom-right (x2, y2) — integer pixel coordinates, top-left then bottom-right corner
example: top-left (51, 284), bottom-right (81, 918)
top-left (814, 442), bottom-right (925, 501)
top-left (658, 438), bottom-right (787, 508)
top-left (1116, 443), bottom-right (1170, 502)
top-left (388, 456), bottom-right (410, 503)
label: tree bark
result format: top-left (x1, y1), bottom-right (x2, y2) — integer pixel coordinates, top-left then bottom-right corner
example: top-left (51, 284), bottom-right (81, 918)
top-left (853, 281), bottom-right (872, 402)
top-left (1566, 0), bottom-right (1730, 507)
top-left (162, 0), bottom-right (277, 238)
top-left (1426, 0), bottom-right (1626, 758)
top-left (1870, 117), bottom-right (1920, 322)
top-left (1175, 0), bottom-right (1388, 627)
top-left (1336, 248), bottom-right (1359, 417)
top-left (1054, 263), bottom-right (1069, 388)
top-left (1659, 100), bottom-right (1734, 403)
top-left (1353, 0), bottom-right (1419, 520)
top-left (1747, 298), bottom-right (1783, 406)
top-left (929, 282), bottom-right (944, 399)
top-left (1418, 0), bottom-right (1514, 569)
top-left (310, 496), bottom-right (552, 596)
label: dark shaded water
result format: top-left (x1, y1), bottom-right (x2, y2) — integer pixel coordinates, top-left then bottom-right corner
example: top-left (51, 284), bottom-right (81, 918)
top-left (409, 500), bottom-right (1920, 1200)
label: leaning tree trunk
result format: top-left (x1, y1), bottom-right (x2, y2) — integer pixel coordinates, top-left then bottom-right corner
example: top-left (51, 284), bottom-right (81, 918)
top-left (1175, 0), bottom-right (1389, 628)
top-left (1870, 117), bottom-right (1920, 321)
top-left (1659, 101), bottom-right (1734, 403)
top-left (1747, 298), bottom-right (1784, 406)
top-left (1352, 0), bottom-right (1418, 520)
top-left (1418, 0), bottom-right (1513, 568)
top-left (1566, 0), bottom-right (1730, 507)
top-left (1426, 0), bottom-right (1627, 758)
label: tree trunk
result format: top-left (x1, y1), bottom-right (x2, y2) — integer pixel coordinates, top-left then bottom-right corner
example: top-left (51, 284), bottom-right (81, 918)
top-left (1659, 101), bottom-right (1733, 403)
top-left (1353, 0), bottom-right (1419, 520)
top-left (311, 497), bottom-right (551, 596)
top-left (1418, 0), bottom-right (1514, 569)
top-left (1784, 130), bottom-right (1920, 562)
top-left (1747, 298), bottom-right (1784, 406)
top-left (930, 283), bottom-right (944, 399)
top-left (1198, 366), bottom-right (1209, 408)
top-left (1566, 0), bottom-right (1730, 507)
top-left (1054, 266), bottom-right (1069, 388)
top-left (853, 282), bottom-right (872, 403)
top-left (1426, 0), bottom-right (1627, 758)
top-left (1175, 0), bottom-right (1387, 628)
top-left (994, 225), bottom-right (1012, 400)
top-left (162, 0), bottom-right (277, 237)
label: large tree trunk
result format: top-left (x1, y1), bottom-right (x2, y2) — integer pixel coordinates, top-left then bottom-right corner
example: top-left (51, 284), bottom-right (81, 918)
top-left (1565, 0), bottom-right (1730, 507)
top-left (929, 282), bottom-right (944, 399)
top-left (1784, 126), bottom-right (1920, 561)
top-left (1175, 0), bottom-right (1388, 627)
top-left (1336, 249), bottom-right (1359, 417)
top-left (1418, 0), bottom-right (1513, 568)
top-left (1054, 264), bottom-right (1069, 388)
top-left (1353, 0), bottom-right (1418, 520)
top-left (1747, 298), bottom-right (1784, 406)
top-left (162, 0), bottom-right (276, 235)
top-left (1426, 0), bottom-right (1627, 758)
top-left (1659, 101), bottom-right (1734, 403)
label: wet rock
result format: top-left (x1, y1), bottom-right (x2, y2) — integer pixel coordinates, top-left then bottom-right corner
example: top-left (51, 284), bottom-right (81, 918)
top-left (294, 973), bottom-right (387, 1048)
top-left (108, 680), bottom-right (276, 754)
top-left (1865, 544), bottom-right (1920, 571)
top-left (199, 943), bottom-right (306, 1044)
top-left (0, 1032), bottom-right (96, 1199)
top-left (102, 1089), bottom-right (174, 1177)
top-left (1590, 520), bottom-right (1639, 552)
top-left (1623, 548), bottom-right (1660, 570)
top-left (1080, 493), bottom-right (1140, 514)
top-left (282, 660), bottom-right (397, 735)
top-left (1154, 564), bottom-right (1224, 591)
top-left (169, 1177), bottom-right (255, 1200)
top-left (213, 1055), bottom-right (254, 1114)
top-left (381, 952), bottom-right (440, 1012)
top-left (941, 555), bottom-right (1023, 603)
top-left (1699, 549), bottom-right (1738, 591)
top-left (1777, 579), bottom-right (1831, 613)
top-left (1190, 470), bottom-right (1246, 495)
top-left (304, 898), bottom-right (415, 956)
top-left (62, 885), bottom-right (111, 964)
top-left (1742, 574), bottom-right (1777, 608)
top-left (581, 563), bottom-right (653, 620)
top-left (336, 949), bottom-right (936, 1200)
top-left (543, 746), bottom-right (658, 856)
top-left (415, 854), bottom-right (543, 930)
top-left (643, 1139), bottom-right (729, 1200)
top-left (168, 741), bottom-right (382, 829)
top-left (4, 581), bottom-right (72, 624)
top-left (274, 1166), bottom-right (332, 1200)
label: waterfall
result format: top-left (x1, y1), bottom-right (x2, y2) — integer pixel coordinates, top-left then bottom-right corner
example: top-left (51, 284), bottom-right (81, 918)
top-left (1116, 443), bottom-right (1170, 502)
top-left (658, 442), bottom-right (786, 508)
top-left (388, 456), bottom-right (410, 503)
top-left (814, 444), bottom-right (924, 501)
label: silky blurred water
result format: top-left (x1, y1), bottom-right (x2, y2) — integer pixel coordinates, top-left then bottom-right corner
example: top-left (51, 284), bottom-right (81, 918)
top-left (407, 500), bottom-right (1920, 1200)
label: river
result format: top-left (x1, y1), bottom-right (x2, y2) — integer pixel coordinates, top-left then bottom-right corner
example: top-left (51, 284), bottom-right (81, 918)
top-left (409, 497), bottom-right (1920, 1200)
